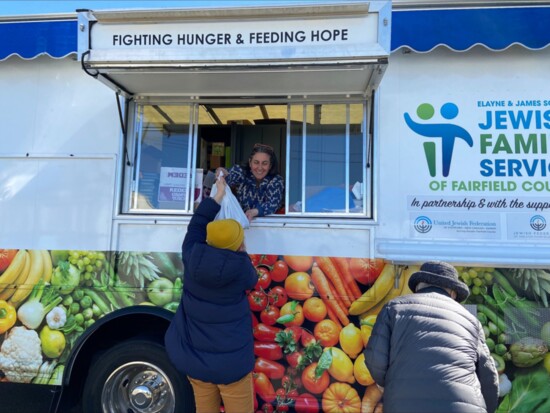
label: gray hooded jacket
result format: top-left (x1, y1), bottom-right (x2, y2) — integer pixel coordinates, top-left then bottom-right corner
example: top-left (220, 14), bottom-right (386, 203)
top-left (364, 287), bottom-right (499, 413)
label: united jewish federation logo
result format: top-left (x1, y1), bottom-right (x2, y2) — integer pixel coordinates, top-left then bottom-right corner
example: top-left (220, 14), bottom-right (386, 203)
top-left (414, 216), bottom-right (432, 233)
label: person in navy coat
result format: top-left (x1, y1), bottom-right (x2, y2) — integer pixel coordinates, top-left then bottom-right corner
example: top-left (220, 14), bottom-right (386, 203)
top-left (165, 176), bottom-right (258, 413)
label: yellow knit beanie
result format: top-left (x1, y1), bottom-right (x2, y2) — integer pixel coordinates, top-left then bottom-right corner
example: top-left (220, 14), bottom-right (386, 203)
top-left (206, 219), bottom-right (244, 252)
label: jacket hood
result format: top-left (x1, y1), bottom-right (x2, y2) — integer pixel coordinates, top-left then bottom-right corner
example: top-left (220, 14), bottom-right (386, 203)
top-left (187, 243), bottom-right (248, 289)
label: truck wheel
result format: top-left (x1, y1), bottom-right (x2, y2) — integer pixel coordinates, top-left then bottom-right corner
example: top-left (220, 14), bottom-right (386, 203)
top-left (81, 339), bottom-right (194, 413)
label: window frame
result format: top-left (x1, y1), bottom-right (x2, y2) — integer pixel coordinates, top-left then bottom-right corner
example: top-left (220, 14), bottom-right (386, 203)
top-left (122, 97), bottom-right (374, 219)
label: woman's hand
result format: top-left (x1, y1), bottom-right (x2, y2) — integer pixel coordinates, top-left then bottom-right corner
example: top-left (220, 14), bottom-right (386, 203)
top-left (212, 176), bottom-right (226, 205)
top-left (245, 208), bottom-right (259, 222)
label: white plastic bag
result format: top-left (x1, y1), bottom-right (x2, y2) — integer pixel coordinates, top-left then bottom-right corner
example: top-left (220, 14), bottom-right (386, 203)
top-left (210, 180), bottom-right (250, 229)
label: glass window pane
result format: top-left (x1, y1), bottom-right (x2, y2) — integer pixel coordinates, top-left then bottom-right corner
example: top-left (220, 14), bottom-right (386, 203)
top-left (132, 104), bottom-right (194, 211)
top-left (304, 103), bottom-right (350, 213)
top-left (288, 102), bottom-right (366, 215)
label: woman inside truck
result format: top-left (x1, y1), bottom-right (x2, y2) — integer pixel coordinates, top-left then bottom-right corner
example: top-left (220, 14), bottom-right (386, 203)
top-left (216, 143), bottom-right (283, 221)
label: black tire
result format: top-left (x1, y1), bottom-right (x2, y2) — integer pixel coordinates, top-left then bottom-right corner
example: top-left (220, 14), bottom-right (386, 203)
top-left (81, 339), bottom-right (194, 413)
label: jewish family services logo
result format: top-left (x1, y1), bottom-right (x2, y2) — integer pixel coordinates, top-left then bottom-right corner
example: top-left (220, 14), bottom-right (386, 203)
top-left (530, 215), bottom-right (547, 231)
top-left (404, 102), bottom-right (473, 177)
top-left (414, 216), bottom-right (432, 233)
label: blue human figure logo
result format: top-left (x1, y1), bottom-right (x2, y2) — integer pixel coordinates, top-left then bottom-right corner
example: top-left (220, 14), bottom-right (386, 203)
top-left (404, 103), bottom-right (473, 177)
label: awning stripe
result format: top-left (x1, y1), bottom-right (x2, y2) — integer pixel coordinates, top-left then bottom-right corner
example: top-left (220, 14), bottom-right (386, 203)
top-left (1, 7), bottom-right (550, 60)
top-left (391, 7), bottom-right (550, 52)
top-left (0, 20), bottom-right (77, 61)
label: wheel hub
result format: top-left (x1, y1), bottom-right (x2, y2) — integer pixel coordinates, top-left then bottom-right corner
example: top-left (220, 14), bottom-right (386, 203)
top-left (129, 372), bottom-right (165, 410)
top-left (101, 362), bottom-right (175, 413)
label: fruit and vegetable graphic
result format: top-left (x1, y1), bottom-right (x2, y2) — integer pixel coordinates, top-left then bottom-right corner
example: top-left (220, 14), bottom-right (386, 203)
top-left (246, 256), bottom-right (550, 413)
top-left (0, 248), bottom-right (183, 386)
top-left (0, 248), bottom-right (549, 412)
top-left (248, 255), bottom-right (393, 412)
top-left (455, 266), bottom-right (550, 412)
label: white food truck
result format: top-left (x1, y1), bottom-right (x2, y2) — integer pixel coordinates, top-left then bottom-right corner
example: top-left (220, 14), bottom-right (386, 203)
top-left (0, 1), bottom-right (549, 412)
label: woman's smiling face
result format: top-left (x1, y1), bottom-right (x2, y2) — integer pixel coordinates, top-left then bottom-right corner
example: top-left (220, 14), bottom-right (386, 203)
top-left (249, 152), bottom-right (271, 181)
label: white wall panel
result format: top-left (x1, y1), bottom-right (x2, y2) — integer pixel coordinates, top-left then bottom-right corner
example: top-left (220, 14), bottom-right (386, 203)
top-left (0, 156), bottom-right (116, 250)
top-left (0, 56), bottom-right (119, 156)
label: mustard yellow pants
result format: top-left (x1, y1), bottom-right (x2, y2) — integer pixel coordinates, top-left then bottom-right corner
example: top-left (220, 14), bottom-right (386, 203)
top-left (187, 372), bottom-right (254, 413)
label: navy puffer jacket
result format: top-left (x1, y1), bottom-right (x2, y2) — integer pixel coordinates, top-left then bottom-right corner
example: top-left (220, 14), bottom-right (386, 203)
top-left (364, 287), bottom-right (499, 413)
top-left (165, 198), bottom-right (257, 384)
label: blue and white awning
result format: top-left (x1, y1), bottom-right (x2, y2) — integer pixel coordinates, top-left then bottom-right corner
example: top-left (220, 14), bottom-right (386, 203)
top-left (392, 6), bottom-right (550, 52)
top-left (0, 20), bottom-right (76, 60)
top-left (1, 6), bottom-right (550, 61)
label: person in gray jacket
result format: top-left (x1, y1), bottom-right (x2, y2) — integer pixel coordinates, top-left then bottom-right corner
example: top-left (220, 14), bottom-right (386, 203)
top-left (364, 261), bottom-right (499, 413)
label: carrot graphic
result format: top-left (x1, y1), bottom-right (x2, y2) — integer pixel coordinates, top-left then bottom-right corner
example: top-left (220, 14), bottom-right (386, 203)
top-left (330, 257), bottom-right (362, 300)
top-left (311, 264), bottom-right (350, 326)
top-left (315, 257), bottom-right (352, 308)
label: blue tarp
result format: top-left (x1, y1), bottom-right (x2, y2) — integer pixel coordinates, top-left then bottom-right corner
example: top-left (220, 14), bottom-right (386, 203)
top-left (1, 7), bottom-right (550, 60)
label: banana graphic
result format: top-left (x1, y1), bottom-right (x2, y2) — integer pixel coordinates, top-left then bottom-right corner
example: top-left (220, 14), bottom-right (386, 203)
top-left (349, 264), bottom-right (396, 315)
top-left (42, 250), bottom-right (53, 283)
top-left (357, 265), bottom-right (421, 321)
top-left (10, 249), bottom-right (44, 307)
top-left (0, 249), bottom-right (28, 291)
top-left (0, 251), bottom-right (30, 301)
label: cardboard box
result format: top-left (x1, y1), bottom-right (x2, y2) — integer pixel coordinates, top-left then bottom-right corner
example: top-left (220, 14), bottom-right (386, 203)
top-left (209, 155), bottom-right (222, 169)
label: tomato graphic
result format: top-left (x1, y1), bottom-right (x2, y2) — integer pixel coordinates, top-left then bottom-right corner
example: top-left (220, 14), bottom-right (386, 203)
top-left (270, 260), bottom-right (289, 282)
top-left (286, 389), bottom-right (299, 402)
top-left (249, 290), bottom-right (268, 312)
top-left (260, 403), bottom-right (274, 413)
top-left (255, 267), bottom-right (271, 291)
top-left (294, 393), bottom-right (319, 413)
top-left (283, 256), bottom-right (313, 272)
top-left (284, 272), bottom-right (314, 301)
top-left (260, 306), bottom-right (280, 326)
top-left (281, 375), bottom-right (292, 389)
top-left (313, 319), bottom-right (340, 347)
top-left (301, 363), bottom-right (330, 394)
top-left (0, 249), bottom-right (18, 273)
top-left (250, 255), bottom-right (261, 267)
top-left (302, 297), bottom-right (327, 322)
top-left (349, 258), bottom-right (385, 285)
top-left (251, 254), bottom-right (279, 267)
top-left (268, 286), bottom-right (288, 308)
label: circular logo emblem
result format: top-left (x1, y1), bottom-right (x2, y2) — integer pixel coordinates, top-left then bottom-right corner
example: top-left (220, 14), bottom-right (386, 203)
top-left (414, 216), bottom-right (432, 233)
top-left (530, 215), bottom-right (546, 231)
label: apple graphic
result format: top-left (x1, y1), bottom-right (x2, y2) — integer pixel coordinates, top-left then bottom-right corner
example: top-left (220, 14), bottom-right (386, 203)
top-left (146, 277), bottom-right (174, 306)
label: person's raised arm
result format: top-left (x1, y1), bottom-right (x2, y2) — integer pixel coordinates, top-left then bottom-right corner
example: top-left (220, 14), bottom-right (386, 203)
top-left (212, 175), bottom-right (226, 205)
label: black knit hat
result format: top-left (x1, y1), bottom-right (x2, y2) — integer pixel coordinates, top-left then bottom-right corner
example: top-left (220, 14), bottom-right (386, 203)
top-left (408, 261), bottom-right (470, 302)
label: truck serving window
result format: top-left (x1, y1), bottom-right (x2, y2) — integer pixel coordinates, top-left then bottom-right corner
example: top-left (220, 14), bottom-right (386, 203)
top-left (125, 100), bottom-right (372, 218)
